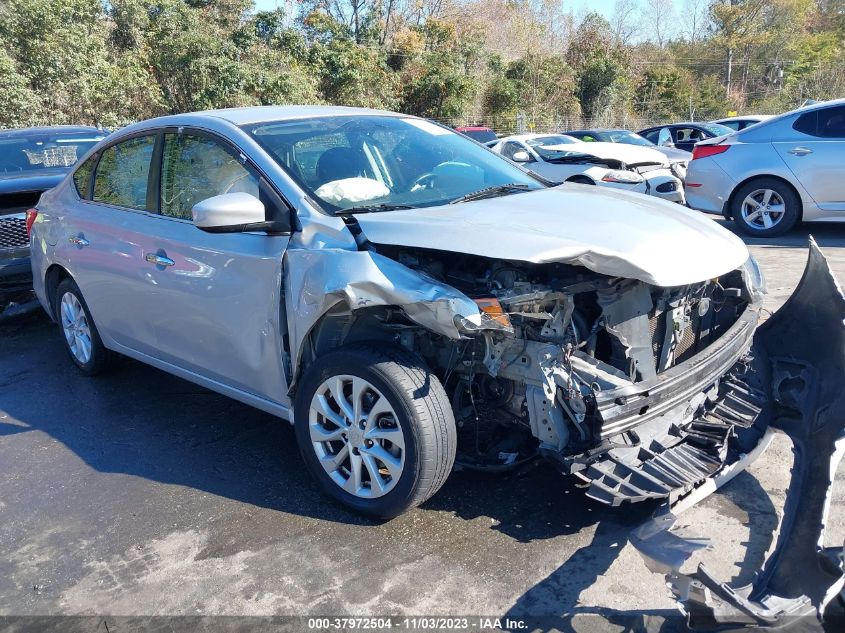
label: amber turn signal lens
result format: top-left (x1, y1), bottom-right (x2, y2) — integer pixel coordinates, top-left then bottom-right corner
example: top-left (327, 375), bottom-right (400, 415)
top-left (473, 298), bottom-right (512, 329)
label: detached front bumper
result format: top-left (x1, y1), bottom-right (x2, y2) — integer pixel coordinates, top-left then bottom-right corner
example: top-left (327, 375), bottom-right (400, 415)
top-left (632, 239), bottom-right (845, 629)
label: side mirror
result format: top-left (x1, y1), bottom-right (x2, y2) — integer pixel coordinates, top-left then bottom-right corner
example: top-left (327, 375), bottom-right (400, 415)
top-left (192, 192), bottom-right (288, 234)
top-left (512, 150), bottom-right (532, 163)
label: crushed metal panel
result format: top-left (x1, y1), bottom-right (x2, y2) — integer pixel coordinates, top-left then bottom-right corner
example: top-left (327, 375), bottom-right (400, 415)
top-left (283, 246), bottom-right (483, 386)
top-left (632, 238), bottom-right (845, 630)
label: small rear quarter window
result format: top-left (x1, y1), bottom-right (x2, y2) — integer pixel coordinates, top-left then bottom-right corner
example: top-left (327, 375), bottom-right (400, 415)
top-left (73, 156), bottom-right (96, 199)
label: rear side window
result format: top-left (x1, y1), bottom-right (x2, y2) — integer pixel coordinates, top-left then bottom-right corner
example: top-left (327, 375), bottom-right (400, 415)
top-left (160, 133), bottom-right (259, 220)
top-left (73, 156), bottom-right (96, 199)
top-left (93, 136), bottom-right (156, 210)
top-left (817, 106), bottom-right (845, 138)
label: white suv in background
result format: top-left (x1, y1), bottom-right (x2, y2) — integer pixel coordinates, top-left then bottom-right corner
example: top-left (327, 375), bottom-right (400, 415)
top-left (686, 99), bottom-right (845, 236)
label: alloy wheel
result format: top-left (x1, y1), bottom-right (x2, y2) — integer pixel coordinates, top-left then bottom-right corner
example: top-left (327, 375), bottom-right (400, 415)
top-left (60, 291), bottom-right (92, 364)
top-left (740, 188), bottom-right (786, 230)
top-left (309, 375), bottom-right (405, 499)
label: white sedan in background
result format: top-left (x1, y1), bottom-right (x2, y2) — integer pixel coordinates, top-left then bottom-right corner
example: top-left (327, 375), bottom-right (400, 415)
top-left (491, 134), bottom-right (685, 204)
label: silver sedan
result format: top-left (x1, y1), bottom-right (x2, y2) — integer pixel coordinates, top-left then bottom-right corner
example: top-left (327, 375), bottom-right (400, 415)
top-left (29, 106), bottom-right (764, 519)
top-left (686, 98), bottom-right (845, 236)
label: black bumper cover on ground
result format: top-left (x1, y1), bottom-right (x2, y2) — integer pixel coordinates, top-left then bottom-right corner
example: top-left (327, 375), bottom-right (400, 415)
top-left (632, 238), bottom-right (845, 631)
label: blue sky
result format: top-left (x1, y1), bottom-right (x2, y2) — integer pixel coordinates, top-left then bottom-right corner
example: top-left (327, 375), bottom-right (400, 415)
top-left (252, 0), bottom-right (619, 23)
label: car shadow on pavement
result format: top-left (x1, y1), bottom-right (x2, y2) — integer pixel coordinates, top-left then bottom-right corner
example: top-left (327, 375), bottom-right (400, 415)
top-left (713, 218), bottom-right (845, 249)
top-left (0, 310), bottom-right (781, 621)
top-left (1, 311), bottom-right (642, 543)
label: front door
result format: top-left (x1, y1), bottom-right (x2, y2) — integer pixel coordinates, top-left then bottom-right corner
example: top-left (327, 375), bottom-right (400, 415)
top-left (138, 130), bottom-right (291, 401)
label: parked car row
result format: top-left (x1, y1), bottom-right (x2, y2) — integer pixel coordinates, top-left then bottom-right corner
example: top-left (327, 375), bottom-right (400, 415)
top-left (456, 98), bottom-right (844, 237)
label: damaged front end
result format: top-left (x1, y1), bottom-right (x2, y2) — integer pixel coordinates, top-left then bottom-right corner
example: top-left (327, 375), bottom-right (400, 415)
top-left (632, 238), bottom-right (845, 630)
top-left (288, 224), bottom-right (768, 493)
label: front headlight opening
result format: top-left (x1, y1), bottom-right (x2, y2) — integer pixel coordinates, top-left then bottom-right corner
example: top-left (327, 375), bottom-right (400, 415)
top-left (601, 170), bottom-right (644, 184)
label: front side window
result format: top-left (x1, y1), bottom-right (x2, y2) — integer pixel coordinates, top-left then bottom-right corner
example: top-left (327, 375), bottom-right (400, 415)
top-left (243, 116), bottom-right (542, 213)
top-left (93, 135), bottom-right (155, 210)
top-left (161, 133), bottom-right (260, 220)
top-left (500, 141), bottom-right (526, 161)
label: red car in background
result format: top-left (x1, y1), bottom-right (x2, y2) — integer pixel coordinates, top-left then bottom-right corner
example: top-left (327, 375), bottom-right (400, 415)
top-left (454, 126), bottom-right (497, 143)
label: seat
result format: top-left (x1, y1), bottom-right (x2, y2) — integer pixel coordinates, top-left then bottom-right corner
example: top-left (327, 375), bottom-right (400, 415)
top-left (315, 147), bottom-right (369, 186)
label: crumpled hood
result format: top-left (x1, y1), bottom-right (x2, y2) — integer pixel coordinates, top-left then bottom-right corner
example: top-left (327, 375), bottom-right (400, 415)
top-left (355, 185), bottom-right (750, 287)
top-left (564, 142), bottom-right (669, 166)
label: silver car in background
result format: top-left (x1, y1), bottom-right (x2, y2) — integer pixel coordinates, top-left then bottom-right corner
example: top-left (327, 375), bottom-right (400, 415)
top-left (687, 98), bottom-right (845, 236)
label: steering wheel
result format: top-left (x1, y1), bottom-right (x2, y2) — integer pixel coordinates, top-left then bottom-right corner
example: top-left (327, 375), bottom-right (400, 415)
top-left (409, 172), bottom-right (437, 192)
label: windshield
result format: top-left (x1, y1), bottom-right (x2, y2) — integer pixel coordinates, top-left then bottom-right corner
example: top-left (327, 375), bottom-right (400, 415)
top-left (243, 116), bottom-right (543, 213)
top-left (0, 130), bottom-right (106, 175)
top-left (601, 130), bottom-right (654, 146)
top-left (525, 136), bottom-right (583, 161)
top-left (701, 123), bottom-right (734, 137)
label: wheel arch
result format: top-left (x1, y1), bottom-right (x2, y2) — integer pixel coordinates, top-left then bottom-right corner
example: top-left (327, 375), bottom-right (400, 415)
top-left (726, 174), bottom-right (804, 223)
top-left (290, 302), bottom-right (412, 396)
top-left (44, 264), bottom-right (73, 321)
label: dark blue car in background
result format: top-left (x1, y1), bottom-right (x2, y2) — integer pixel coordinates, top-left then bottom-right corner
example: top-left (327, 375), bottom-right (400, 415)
top-left (1, 126), bottom-right (106, 304)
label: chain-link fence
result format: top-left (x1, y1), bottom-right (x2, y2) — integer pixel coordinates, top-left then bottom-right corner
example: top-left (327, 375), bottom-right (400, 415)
top-left (431, 113), bottom-right (695, 136)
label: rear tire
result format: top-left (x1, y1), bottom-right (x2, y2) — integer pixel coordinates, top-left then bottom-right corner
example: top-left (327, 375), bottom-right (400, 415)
top-left (54, 278), bottom-right (114, 375)
top-left (731, 178), bottom-right (800, 237)
top-left (294, 343), bottom-right (456, 519)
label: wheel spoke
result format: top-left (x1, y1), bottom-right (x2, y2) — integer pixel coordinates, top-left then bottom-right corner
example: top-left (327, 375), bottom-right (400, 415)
top-left (363, 396), bottom-right (393, 432)
top-left (761, 212), bottom-right (773, 229)
top-left (343, 451), bottom-right (363, 494)
top-left (313, 393), bottom-right (347, 428)
top-left (329, 377), bottom-right (354, 421)
top-left (362, 443), bottom-right (402, 479)
top-left (365, 426), bottom-right (404, 450)
top-left (310, 422), bottom-right (346, 443)
top-left (77, 334), bottom-right (92, 362)
top-left (761, 189), bottom-right (773, 206)
top-left (362, 453), bottom-right (387, 494)
top-left (350, 377), bottom-right (368, 426)
top-left (320, 443), bottom-right (349, 471)
top-left (745, 208), bottom-right (762, 222)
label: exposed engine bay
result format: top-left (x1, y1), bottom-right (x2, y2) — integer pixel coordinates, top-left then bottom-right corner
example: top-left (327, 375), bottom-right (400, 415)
top-left (343, 243), bottom-right (761, 500)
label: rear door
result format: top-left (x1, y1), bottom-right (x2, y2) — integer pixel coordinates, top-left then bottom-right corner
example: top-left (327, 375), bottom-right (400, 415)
top-left (774, 105), bottom-right (845, 212)
top-left (139, 129), bottom-right (291, 401)
top-left (63, 133), bottom-right (164, 355)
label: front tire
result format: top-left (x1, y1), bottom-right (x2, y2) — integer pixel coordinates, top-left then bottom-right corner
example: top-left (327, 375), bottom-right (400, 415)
top-left (54, 278), bottom-right (114, 375)
top-left (731, 178), bottom-right (800, 237)
top-left (294, 343), bottom-right (456, 519)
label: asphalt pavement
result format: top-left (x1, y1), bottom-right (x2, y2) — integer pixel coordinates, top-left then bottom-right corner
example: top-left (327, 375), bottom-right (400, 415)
top-left (1, 218), bottom-right (844, 628)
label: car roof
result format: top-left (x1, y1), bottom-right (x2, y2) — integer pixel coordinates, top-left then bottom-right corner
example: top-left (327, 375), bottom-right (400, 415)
top-left (196, 105), bottom-right (408, 126)
top-left (713, 115), bottom-right (772, 122)
top-left (568, 128), bottom-right (625, 133)
top-left (498, 133), bottom-right (578, 142)
top-left (455, 126), bottom-right (494, 131)
top-left (0, 125), bottom-right (105, 138)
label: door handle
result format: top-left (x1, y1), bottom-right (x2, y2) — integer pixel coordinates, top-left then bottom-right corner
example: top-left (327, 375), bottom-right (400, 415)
top-left (788, 146), bottom-right (813, 156)
top-left (144, 253), bottom-right (175, 267)
top-left (68, 236), bottom-right (89, 247)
